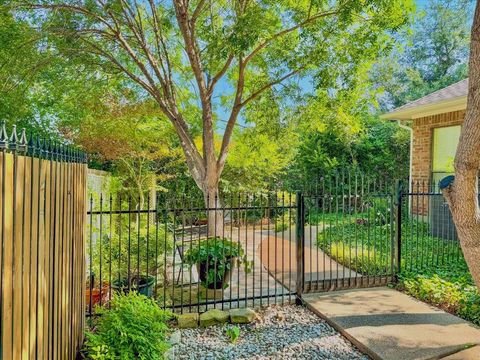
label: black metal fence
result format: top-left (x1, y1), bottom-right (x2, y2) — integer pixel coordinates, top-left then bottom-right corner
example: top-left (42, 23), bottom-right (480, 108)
top-left (301, 173), bottom-right (397, 293)
top-left (86, 174), bottom-right (469, 315)
top-left (86, 192), bottom-right (298, 315)
top-left (399, 180), bottom-right (464, 272)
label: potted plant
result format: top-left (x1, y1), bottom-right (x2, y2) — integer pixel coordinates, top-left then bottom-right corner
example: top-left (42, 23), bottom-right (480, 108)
top-left (184, 238), bottom-right (251, 289)
top-left (89, 224), bottom-right (173, 298)
top-left (85, 274), bottom-right (110, 309)
top-left (112, 274), bottom-right (155, 297)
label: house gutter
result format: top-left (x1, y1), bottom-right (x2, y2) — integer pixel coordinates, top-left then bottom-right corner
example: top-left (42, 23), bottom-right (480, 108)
top-left (396, 120), bottom-right (413, 214)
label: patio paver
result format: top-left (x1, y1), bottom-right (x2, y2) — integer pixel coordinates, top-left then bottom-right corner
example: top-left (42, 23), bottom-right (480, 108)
top-left (442, 345), bottom-right (480, 359)
top-left (303, 287), bottom-right (480, 360)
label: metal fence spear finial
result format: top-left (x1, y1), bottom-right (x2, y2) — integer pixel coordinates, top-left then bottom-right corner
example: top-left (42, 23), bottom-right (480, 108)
top-left (0, 121), bottom-right (8, 150)
top-left (18, 128), bottom-right (27, 153)
top-left (27, 132), bottom-right (35, 156)
top-left (9, 124), bottom-right (18, 152)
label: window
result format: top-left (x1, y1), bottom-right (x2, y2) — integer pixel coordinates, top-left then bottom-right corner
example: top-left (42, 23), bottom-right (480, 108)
top-left (431, 125), bottom-right (461, 185)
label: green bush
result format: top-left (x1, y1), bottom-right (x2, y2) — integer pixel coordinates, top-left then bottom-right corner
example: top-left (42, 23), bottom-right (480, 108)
top-left (274, 213), bottom-right (291, 232)
top-left (84, 292), bottom-right (173, 360)
top-left (397, 264), bottom-right (480, 326)
top-left (91, 224), bottom-right (173, 283)
top-left (306, 210), bottom-right (366, 225)
top-left (183, 238), bottom-right (251, 287)
top-left (365, 197), bottom-right (392, 225)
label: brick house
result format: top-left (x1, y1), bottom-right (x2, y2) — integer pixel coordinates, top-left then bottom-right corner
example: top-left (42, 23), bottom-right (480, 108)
top-left (382, 79), bottom-right (467, 189)
top-left (382, 79), bottom-right (467, 235)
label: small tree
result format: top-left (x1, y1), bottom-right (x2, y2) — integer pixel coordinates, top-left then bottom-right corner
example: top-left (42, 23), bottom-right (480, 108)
top-left (442, 1), bottom-right (480, 289)
top-left (17, 0), bottom-right (413, 234)
top-left (74, 100), bottom-right (182, 207)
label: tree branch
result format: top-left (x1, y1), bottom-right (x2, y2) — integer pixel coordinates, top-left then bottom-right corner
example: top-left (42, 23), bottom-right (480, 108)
top-left (240, 65), bottom-right (306, 107)
top-left (243, 9), bottom-right (339, 65)
top-left (23, 3), bottom-right (115, 31)
top-left (191, 0), bottom-right (207, 22)
top-left (208, 54), bottom-right (234, 93)
top-left (217, 59), bottom-right (246, 170)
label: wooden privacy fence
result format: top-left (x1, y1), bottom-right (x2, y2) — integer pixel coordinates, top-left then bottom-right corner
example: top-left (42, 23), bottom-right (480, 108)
top-left (0, 125), bottom-right (88, 360)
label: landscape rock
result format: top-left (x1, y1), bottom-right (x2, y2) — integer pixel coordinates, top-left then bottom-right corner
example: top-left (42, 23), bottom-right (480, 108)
top-left (229, 308), bottom-right (257, 324)
top-left (168, 330), bottom-right (182, 345)
top-left (177, 313), bottom-right (199, 328)
top-left (199, 309), bottom-right (229, 327)
top-left (171, 305), bottom-right (369, 360)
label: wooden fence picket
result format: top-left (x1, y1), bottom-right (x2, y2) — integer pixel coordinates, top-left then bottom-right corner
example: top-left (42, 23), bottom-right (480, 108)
top-left (0, 133), bottom-right (87, 360)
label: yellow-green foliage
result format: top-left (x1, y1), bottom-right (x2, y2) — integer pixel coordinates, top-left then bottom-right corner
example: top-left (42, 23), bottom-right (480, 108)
top-left (398, 265), bottom-right (480, 326)
top-left (84, 292), bottom-right (173, 360)
top-left (326, 242), bottom-right (390, 275)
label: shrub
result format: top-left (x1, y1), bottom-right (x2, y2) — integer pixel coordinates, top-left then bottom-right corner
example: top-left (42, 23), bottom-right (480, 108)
top-left (90, 224), bottom-right (174, 283)
top-left (365, 197), bottom-right (392, 225)
top-left (84, 292), bottom-right (173, 360)
top-left (397, 264), bottom-right (480, 325)
top-left (275, 222), bottom-right (288, 233)
top-left (305, 209), bottom-right (366, 225)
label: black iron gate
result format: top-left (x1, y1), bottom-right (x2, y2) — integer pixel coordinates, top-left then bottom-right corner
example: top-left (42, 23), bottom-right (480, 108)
top-left (297, 174), bottom-right (398, 296)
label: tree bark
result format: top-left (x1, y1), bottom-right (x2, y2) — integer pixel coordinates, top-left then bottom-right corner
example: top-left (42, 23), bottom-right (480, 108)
top-left (442, 0), bottom-right (480, 289)
top-left (202, 183), bottom-right (224, 238)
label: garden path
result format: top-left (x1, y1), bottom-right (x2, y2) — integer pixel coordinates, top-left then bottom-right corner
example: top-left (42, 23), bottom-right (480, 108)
top-left (172, 223), bottom-right (361, 311)
top-left (174, 224), bottom-right (295, 311)
top-left (258, 225), bottom-right (361, 291)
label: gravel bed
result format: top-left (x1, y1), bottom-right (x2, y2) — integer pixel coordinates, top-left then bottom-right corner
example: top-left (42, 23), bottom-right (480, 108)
top-left (169, 304), bottom-right (370, 360)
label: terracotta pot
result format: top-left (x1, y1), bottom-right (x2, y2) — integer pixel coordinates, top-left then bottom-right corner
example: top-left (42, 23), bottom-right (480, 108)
top-left (85, 283), bottom-right (110, 308)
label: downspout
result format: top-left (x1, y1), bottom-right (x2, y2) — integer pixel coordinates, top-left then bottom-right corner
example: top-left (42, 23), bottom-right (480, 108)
top-left (396, 120), bottom-right (413, 214)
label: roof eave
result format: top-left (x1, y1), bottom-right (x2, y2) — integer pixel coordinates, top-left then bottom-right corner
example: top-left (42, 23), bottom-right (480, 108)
top-left (381, 96), bottom-right (467, 121)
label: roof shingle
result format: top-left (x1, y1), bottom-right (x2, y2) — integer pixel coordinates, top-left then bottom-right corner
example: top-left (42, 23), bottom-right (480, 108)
top-left (388, 78), bottom-right (468, 112)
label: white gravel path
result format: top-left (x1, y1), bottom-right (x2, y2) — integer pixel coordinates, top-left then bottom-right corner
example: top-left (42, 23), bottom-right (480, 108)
top-left (169, 305), bottom-right (370, 360)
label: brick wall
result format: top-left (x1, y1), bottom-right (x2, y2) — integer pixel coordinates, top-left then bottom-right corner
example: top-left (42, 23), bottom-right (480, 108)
top-left (411, 109), bottom-right (465, 184)
top-left (411, 110), bottom-right (465, 215)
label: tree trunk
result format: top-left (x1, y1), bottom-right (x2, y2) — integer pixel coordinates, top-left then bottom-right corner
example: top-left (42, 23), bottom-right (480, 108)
top-left (203, 186), bottom-right (224, 238)
top-left (442, 0), bottom-right (480, 289)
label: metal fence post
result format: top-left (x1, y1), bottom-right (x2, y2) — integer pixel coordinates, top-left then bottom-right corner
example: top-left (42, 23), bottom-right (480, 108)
top-left (395, 180), bottom-right (403, 276)
top-left (295, 191), bottom-right (305, 304)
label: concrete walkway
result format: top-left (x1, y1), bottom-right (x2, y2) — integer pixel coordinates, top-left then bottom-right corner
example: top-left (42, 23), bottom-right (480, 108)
top-left (303, 287), bottom-right (480, 360)
top-left (259, 225), bottom-right (362, 291)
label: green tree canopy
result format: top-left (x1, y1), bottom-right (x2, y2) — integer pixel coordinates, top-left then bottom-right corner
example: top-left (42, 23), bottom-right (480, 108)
top-left (9, 0), bottom-right (414, 207)
top-left (374, 0), bottom-right (474, 110)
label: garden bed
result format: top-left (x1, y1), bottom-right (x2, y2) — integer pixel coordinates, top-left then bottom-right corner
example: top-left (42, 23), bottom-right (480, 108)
top-left (169, 305), bottom-right (369, 359)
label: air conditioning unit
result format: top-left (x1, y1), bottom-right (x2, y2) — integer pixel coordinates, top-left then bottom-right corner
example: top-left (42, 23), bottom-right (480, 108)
top-left (429, 194), bottom-right (458, 241)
